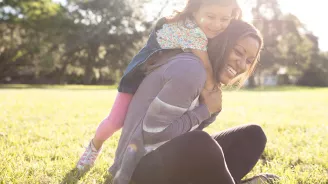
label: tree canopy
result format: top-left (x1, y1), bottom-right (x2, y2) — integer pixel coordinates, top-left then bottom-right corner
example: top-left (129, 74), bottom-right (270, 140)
top-left (0, 0), bottom-right (327, 86)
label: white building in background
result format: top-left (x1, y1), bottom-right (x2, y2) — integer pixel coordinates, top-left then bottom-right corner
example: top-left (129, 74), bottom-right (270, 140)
top-left (263, 75), bottom-right (278, 86)
top-left (244, 67), bottom-right (295, 87)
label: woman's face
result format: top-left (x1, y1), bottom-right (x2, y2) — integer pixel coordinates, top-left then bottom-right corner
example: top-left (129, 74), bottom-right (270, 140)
top-left (219, 36), bottom-right (260, 85)
top-left (193, 3), bottom-right (235, 39)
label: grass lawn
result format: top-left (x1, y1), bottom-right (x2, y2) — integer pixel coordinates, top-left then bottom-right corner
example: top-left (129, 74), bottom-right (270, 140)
top-left (0, 85), bottom-right (327, 183)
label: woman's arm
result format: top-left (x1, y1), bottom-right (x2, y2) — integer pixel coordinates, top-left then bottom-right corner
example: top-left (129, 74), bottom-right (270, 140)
top-left (142, 55), bottom-right (211, 145)
top-left (197, 112), bottom-right (220, 130)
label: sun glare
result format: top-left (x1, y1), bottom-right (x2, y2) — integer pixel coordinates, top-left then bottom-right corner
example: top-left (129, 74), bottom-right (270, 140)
top-left (145, 0), bottom-right (326, 50)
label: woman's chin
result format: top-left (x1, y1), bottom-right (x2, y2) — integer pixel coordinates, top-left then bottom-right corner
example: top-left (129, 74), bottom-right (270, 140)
top-left (219, 76), bottom-right (231, 85)
top-left (219, 80), bottom-right (230, 85)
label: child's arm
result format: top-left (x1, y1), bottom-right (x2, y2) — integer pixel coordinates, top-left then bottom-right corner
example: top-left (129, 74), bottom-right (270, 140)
top-left (156, 20), bottom-right (216, 91)
top-left (191, 49), bottom-right (216, 91)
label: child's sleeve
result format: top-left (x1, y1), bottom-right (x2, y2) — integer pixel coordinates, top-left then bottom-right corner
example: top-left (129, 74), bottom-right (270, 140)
top-left (156, 23), bottom-right (208, 52)
top-left (180, 27), bottom-right (208, 52)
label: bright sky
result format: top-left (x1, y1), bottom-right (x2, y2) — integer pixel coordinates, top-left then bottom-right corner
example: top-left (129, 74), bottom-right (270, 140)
top-left (242, 0), bottom-right (327, 51)
top-left (147, 0), bottom-right (328, 51)
top-left (53, 0), bottom-right (327, 51)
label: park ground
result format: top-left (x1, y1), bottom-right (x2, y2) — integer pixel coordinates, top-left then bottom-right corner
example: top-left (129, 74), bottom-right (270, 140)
top-left (0, 85), bottom-right (327, 184)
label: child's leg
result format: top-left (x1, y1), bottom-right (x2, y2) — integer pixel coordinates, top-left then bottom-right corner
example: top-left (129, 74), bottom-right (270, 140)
top-left (92, 92), bottom-right (133, 149)
top-left (77, 92), bottom-right (133, 170)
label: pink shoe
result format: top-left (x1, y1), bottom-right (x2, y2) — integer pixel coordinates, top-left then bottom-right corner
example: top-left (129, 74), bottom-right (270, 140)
top-left (76, 140), bottom-right (101, 170)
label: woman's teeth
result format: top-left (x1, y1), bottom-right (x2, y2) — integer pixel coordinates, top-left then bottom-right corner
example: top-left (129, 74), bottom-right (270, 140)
top-left (226, 66), bottom-right (237, 76)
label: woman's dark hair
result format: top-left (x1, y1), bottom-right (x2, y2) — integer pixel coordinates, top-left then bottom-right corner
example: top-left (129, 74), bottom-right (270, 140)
top-left (207, 20), bottom-right (263, 87)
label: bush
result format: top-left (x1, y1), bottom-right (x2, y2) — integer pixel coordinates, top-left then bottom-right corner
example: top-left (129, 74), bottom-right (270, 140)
top-left (297, 64), bottom-right (328, 87)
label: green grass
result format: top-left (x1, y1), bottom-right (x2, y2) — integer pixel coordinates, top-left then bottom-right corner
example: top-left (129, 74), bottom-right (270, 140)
top-left (0, 85), bottom-right (327, 184)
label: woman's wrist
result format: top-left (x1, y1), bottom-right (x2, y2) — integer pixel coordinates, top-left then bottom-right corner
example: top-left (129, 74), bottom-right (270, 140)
top-left (198, 103), bottom-right (212, 117)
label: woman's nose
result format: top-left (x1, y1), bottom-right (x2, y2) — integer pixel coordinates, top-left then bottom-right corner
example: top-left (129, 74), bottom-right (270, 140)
top-left (237, 58), bottom-right (247, 74)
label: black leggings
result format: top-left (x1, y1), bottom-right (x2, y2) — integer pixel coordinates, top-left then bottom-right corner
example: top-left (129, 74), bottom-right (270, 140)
top-left (131, 124), bottom-right (267, 184)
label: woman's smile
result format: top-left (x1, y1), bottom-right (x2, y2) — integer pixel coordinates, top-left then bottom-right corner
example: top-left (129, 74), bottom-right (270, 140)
top-left (225, 65), bottom-right (237, 78)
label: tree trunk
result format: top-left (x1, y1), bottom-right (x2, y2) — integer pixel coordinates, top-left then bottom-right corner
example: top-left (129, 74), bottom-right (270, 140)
top-left (83, 59), bottom-right (94, 85)
top-left (248, 75), bottom-right (257, 88)
top-left (83, 45), bottom-right (98, 84)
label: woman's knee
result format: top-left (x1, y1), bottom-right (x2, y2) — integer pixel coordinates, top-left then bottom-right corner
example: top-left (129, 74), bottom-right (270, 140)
top-left (187, 131), bottom-right (224, 155)
top-left (187, 131), bottom-right (215, 144)
top-left (244, 124), bottom-right (267, 148)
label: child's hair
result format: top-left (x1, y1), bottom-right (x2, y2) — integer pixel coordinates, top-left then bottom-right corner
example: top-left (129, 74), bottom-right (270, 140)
top-left (167, 0), bottom-right (242, 23)
top-left (207, 19), bottom-right (263, 88)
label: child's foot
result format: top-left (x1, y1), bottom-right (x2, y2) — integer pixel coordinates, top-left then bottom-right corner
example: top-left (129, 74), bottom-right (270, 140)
top-left (76, 140), bottom-right (101, 170)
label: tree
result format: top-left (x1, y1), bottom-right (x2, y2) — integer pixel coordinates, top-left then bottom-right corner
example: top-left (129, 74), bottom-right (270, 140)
top-left (57, 0), bottom-right (151, 84)
top-left (0, 0), bottom-right (151, 84)
top-left (251, 0), bottom-right (317, 87)
top-left (0, 0), bottom-right (68, 83)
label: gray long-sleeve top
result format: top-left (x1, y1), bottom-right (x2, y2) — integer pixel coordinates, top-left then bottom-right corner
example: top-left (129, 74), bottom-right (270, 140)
top-left (109, 53), bottom-right (218, 184)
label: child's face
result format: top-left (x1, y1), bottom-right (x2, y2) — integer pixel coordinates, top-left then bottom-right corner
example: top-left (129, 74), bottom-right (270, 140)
top-left (193, 3), bottom-right (235, 38)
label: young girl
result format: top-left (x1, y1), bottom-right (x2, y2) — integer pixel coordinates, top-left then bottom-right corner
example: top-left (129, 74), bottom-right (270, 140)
top-left (77, 0), bottom-right (241, 170)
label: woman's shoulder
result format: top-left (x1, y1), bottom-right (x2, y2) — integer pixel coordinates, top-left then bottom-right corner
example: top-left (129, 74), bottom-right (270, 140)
top-left (164, 52), bottom-right (207, 82)
top-left (170, 52), bottom-right (203, 63)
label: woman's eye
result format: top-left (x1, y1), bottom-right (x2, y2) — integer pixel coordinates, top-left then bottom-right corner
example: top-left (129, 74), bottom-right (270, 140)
top-left (234, 49), bottom-right (242, 56)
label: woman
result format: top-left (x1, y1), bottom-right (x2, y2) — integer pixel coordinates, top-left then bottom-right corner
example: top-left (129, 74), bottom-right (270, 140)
top-left (109, 20), bottom-right (277, 184)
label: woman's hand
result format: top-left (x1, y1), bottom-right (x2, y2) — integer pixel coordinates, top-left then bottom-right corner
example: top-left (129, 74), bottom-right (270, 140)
top-left (200, 85), bottom-right (222, 115)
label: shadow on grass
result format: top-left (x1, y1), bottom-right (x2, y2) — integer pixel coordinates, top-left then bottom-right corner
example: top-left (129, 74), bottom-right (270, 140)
top-left (100, 168), bottom-right (113, 184)
top-left (60, 168), bottom-right (90, 184)
top-left (103, 175), bottom-right (113, 184)
top-left (60, 167), bottom-right (113, 184)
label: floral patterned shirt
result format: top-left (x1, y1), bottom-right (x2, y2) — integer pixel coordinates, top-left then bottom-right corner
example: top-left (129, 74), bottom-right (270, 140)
top-left (156, 18), bottom-right (208, 51)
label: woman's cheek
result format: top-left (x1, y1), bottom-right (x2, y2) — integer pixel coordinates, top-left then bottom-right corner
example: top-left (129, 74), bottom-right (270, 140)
top-left (229, 52), bottom-right (238, 61)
